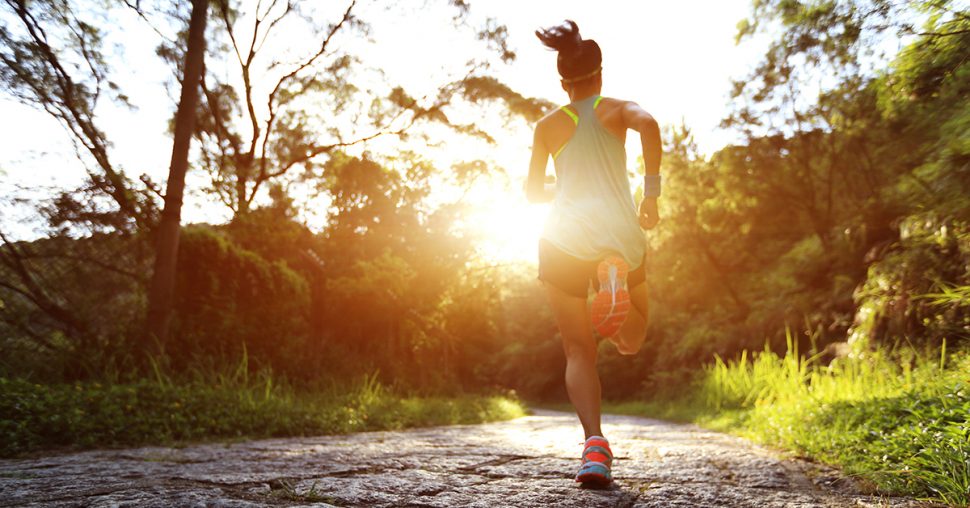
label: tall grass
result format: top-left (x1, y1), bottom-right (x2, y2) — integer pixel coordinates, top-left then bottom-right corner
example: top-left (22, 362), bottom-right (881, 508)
top-left (0, 353), bottom-right (526, 458)
top-left (608, 334), bottom-right (969, 505)
top-left (700, 334), bottom-right (942, 412)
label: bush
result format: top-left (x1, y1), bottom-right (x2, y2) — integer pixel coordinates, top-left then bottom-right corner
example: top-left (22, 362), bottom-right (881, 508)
top-left (171, 226), bottom-right (311, 373)
top-left (0, 234), bottom-right (149, 380)
top-left (0, 372), bottom-right (526, 458)
top-left (849, 216), bottom-right (970, 349)
top-left (608, 340), bottom-right (970, 505)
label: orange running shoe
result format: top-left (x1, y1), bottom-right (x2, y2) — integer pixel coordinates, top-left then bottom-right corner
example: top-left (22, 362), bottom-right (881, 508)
top-left (576, 435), bottom-right (613, 486)
top-left (590, 255), bottom-right (630, 338)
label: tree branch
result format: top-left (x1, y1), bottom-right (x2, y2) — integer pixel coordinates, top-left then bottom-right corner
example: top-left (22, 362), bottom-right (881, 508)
top-left (0, 228), bottom-right (87, 336)
top-left (3, 1), bottom-right (149, 229)
top-left (260, 0), bottom-right (356, 173)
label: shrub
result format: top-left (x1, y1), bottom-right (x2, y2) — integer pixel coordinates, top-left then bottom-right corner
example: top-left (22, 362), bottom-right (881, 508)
top-left (170, 226), bottom-right (311, 373)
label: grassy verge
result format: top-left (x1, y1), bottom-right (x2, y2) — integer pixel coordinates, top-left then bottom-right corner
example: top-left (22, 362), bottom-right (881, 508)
top-left (604, 338), bottom-right (969, 506)
top-left (0, 372), bottom-right (526, 458)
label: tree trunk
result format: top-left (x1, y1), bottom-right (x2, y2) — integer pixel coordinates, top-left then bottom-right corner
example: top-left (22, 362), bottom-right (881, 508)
top-left (145, 0), bottom-right (209, 357)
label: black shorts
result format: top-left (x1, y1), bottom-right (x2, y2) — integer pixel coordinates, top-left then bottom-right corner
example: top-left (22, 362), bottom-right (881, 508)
top-left (537, 238), bottom-right (646, 298)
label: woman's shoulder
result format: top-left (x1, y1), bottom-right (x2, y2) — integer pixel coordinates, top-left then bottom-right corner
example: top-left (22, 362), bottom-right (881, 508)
top-left (536, 105), bottom-right (578, 132)
top-left (595, 96), bottom-right (635, 111)
top-left (539, 103), bottom-right (572, 122)
top-left (595, 97), bottom-right (649, 128)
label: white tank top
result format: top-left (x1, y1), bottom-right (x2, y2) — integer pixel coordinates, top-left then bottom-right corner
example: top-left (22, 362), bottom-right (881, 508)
top-left (541, 95), bottom-right (646, 269)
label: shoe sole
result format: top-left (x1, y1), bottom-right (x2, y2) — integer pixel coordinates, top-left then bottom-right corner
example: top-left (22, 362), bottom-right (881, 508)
top-left (576, 463), bottom-right (613, 487)
top-left (590, 256), bottom-right (630, 338)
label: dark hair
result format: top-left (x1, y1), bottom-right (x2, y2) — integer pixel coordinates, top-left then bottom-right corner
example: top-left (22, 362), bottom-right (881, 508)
top-left (535, 20), bottom-right (602, 83)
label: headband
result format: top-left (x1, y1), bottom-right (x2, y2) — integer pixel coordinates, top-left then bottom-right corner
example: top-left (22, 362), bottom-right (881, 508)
top-left (561, 66), bottom-right (602, 84)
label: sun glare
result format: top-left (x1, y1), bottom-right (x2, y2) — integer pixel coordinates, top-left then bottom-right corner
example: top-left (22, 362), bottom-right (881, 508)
top-left (470, 197), bottom-right (548, 265)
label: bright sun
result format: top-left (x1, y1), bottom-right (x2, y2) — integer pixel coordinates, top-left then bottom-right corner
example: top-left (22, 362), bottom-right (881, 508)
top-left (421, 128), bottom-right (551, 266)
top-left (466, 188), bottom-right (549, 265)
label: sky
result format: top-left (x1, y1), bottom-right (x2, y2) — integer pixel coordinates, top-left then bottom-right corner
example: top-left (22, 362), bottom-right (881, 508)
top-left (0, 0), bottom-right (769, 262)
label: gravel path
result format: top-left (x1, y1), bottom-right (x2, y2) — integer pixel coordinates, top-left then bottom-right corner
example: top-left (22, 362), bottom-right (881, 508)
top-left (0, 410), bottom-right (937, 507)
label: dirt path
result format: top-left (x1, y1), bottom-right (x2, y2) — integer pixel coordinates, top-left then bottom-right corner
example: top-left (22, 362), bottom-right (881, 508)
top-left (0, 409), bottom-right (937, 507)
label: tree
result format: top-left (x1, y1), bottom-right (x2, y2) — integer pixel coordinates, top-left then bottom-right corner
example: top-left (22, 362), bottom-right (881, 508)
top-left (0, 0), bottom-right (552, 376)
top-left (163, 0), bottom-right (550, 216)
top-left (144, 0), bottom-right (209, 354)
top-left (645, 0), bottom-right (970, 362)
top-left (728, 0), bottom-right (960, 134)
top-left (0, 0), bottom-right (157, 231)
top-left (0, 1), bottom-right (159, 374)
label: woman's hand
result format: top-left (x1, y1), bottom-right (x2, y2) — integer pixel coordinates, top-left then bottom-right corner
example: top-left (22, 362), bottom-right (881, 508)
top-left (639, 197), bottom-right (660, 230)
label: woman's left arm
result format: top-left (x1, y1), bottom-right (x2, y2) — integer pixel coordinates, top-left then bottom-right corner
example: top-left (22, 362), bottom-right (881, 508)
top-left (622, 102), bottom-right (661, 230)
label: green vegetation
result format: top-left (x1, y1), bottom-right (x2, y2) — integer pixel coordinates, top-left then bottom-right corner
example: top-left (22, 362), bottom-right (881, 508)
top-left (606, 337), bottom-right (970, 505)
top-left (1, 2), bottom-right (969, 502)
top-left (0, 369), bottom-right (525, 458)
top-left (598, 8), bottom-right (970, 501)
top-left (0, 1), bottom-right (550, 390)
top-left (1, 0), bottom-right (965, 394)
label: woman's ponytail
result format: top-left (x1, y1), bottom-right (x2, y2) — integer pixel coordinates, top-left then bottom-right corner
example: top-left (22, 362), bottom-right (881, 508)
top-left (535, 20), bottom-right (582, 54)
top-left (536, 20), bottom-right (602, 83)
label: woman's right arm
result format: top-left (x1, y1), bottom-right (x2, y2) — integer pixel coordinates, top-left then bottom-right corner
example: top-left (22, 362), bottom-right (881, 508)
top-left (526, 124), bottom-right (555, 203)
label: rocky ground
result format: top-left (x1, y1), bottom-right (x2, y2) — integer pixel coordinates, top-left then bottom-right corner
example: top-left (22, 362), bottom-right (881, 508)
top-left (0, 409), bottom-right (940, 507)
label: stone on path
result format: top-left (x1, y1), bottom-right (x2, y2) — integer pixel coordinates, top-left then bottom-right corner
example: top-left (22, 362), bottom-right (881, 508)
top-left (0, 410), bottom-right (939, 507)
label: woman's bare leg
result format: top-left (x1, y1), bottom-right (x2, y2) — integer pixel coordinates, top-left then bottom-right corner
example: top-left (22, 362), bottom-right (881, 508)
top-left (544, 283), bottom-right (603, 439)
top-left (610, 281), bottom-right (649, 355)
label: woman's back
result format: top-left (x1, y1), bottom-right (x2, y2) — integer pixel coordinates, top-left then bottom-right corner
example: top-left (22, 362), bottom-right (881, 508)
top-left (540, 94), bottom-right (645, 270)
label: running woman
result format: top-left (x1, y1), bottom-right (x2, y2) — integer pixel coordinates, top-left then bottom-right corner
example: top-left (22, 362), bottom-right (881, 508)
top-left (527, 20), bottom-right (662, 487)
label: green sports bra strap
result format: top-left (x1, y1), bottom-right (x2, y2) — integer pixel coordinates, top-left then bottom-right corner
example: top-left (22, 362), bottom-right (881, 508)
top-left (560, 106), bottom-right (579, 125)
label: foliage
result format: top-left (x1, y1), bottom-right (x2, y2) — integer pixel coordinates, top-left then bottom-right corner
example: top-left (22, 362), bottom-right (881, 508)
top-left (476, 264), bottom-right (564, 400)
top-left (849, 218), bottom-right (970, 347)
top-left (1, 3), bottom-right (970, 491)
top-left (164, 0), bottom-right (552, 216)
top-left (703, 347), bottom-right (970, 505)
top-left (0, 0), bottom-right (157, 230)
top-left (0, 233), bottom-right (149, 379)
top-left (0, 0), bottom-right (553, 371)
top-left (170, 225), bottom-right (310, 372)
top-left (623, 0), bottom-right (970, 383)
top-left (0, 368), bottom-right (525, 458)
top-left (606, 341), bottom-right (970, 505)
